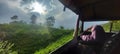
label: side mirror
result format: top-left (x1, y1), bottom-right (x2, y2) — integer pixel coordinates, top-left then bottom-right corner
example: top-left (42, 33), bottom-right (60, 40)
top-left (63, 6), bottom-right (66, 11)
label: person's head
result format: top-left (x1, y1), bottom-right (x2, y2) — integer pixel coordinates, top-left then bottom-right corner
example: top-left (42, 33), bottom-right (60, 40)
top-left (91, 25), bottom-right (104, 31)
top-left (96, 25), bottom-right (104, 31)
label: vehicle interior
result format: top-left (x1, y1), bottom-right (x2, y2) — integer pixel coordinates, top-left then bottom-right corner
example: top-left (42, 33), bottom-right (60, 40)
top-left (51, 0), bottom-right (120, 54)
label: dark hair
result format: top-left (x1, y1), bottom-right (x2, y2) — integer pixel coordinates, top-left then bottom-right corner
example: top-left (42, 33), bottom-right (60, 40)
top-left (95, 25), bottom-right (106, 43)
top-left (95, 25), bottom-right (105, 33)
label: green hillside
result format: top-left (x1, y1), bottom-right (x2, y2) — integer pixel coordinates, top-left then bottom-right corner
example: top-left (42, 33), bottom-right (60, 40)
top-left (0, 23), bottom-right (73, 54)
top-left (103, 21), bottom-right (120, 32)
top-left (35, 33), bottom-right (72, 54)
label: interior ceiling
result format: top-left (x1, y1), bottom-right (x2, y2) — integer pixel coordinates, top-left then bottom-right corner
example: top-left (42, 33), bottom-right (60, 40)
top-left (59, 0), bottom-right (120, 21)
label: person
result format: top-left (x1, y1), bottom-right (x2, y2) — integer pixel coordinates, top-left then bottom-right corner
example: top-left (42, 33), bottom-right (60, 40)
top-left (76, 25), bottom-right (106, 54)
top-left (78, 25), bottom-right (106, 45)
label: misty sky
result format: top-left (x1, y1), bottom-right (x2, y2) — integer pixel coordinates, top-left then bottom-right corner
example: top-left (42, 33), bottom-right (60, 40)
top-left (0, 0), bottom-right (108, 29)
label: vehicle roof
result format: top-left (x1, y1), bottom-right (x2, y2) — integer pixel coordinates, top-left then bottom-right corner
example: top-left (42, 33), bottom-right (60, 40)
top-left (59, 0), bottom-right (120, 21)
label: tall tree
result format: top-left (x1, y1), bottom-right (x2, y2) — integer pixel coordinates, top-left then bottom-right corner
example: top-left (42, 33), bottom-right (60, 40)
top-left (60, 26), bottom-right (64, 30)
top-left (31, 15), bottom-right (37, 24)
top-left (11, 15), bottom-right (18, 23)
top-left (46, 16), bottom-right (55, 27)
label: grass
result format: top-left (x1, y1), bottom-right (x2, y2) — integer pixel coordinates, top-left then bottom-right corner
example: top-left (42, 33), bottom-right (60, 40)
top-left (34, 33), bottom-right (73, 54)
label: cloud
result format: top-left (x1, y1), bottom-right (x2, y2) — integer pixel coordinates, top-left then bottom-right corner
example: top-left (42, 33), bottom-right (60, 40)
top-left (0, 0), bottom-right (78, 28)
top-left (0, 0), bottom-right (107, 29)
top-left (45, 0), bottom-right (78, 28)
top-left (0, 0), bottom-right (30, 23)
top-left (0, 0), bottom-right (28, 13)
top-left (19, 0), bottom-right (78, 28)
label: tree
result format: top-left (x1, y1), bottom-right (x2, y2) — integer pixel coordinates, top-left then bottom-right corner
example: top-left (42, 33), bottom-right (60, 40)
top-left (60, 26), bottom-right (64, 30)
top-left (19, 20), bottom-right (26, 24)
top-left (46, 16), bottom-right (55, 27)
top-left (10, 15), bottom-right (18, 23)
top-left (31, 15), bottom-right (37, 24)
top-left (11, 15), bottom-right (18, 21)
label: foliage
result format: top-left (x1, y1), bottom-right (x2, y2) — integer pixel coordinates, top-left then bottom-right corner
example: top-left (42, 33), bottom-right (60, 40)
top-left (59, 26), bottom-right (64, 30)
top-left (0, 23), bottom-right (73, 54)
top-left (46, 16), bottom-right (55, 27)
top-left (11, 15), bottom-right (18, 20)
top-left (10, 15), bottom-right (26, 24)
top-left (10, 15), bottom-right (18, 24)
top-left (31, 15), bottom-right (37, 24)
top-left (0, 41), bottom-right (17, 54)
top-left (102, 21), bottom-right (120, 32)
top-left (34, 33), bottom-right (73, 54)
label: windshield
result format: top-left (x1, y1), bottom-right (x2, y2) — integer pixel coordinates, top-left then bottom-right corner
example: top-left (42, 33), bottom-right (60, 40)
top-left (84, 21), bottom-right (108, 31)
top-left (84, 21), bottom-right (120, 32)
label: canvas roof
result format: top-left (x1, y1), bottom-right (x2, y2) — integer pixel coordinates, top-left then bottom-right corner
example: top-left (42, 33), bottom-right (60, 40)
top-left (59, 0), bottom-right (120, 21)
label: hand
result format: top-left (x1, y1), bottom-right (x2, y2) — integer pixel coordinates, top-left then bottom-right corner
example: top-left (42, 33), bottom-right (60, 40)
top-left (85, 26), bottom-right (93, 31)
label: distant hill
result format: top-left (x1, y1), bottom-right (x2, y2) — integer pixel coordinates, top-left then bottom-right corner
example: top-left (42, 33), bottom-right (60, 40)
top-left (103, 21), bottom-right (120, 32)
top-left (0, 23), bottom-right (73, 54)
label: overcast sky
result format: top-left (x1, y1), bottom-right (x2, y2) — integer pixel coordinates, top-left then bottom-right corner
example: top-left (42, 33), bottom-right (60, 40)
top-left (0, 0), bottom-right (108, 29)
